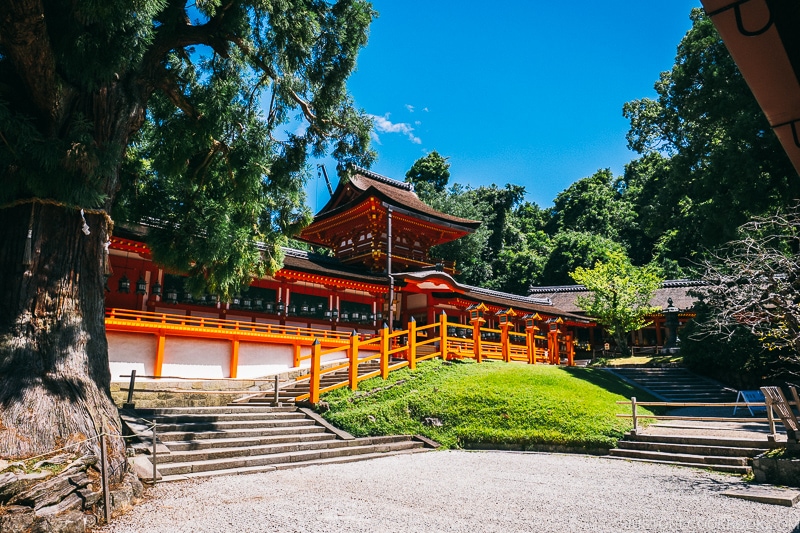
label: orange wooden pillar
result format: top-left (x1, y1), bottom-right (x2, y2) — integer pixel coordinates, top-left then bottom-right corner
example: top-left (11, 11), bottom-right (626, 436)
top-left (565, 333), bottom-right (575, 367)
top-left (467, 303), bottom-right (487, 363)
top-left (408, 318), bottom-right (418, 370)
top-left (348, 331), bottom-right (360, 390)
top-left (472, 320), bottom-right (483, 363)
top-left (525, 327), bottom-right (538, 364)
top-left (309, 339), bottom-right (321, 404)
top-left (154, 333), bottom-right (166, 377)
top-left (496, 308), bottom-right (516, 363)
top-left (230, 339), bottom-right (240, 378)
top-left (439, 311), bottom-right (449, 361)
top-left (500, 323), bottom-right (510, 363)
top-left (380, 323), bottom-right (390, 379)
top-left (547, 329), bottom-right (558, 365)
top-left (293, 344), bottom-right (302, 368)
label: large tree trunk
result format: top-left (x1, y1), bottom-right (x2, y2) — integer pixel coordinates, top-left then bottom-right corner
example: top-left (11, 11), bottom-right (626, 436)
top-left (0, 202), bottom-right (125, 481)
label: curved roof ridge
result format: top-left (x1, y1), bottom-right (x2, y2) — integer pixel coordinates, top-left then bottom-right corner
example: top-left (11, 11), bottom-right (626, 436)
top-left (350, 165), bottom-right (414, 191)
top-left (528, 279), bottom-right (707, 294)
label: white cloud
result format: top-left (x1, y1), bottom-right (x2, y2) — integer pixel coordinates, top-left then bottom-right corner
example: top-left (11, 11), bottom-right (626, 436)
top-left (405, 104), bottom-right (415, 113)
top-left (370, 113), bottom-right (422, 145)
top-left (423, 107), bottom-right (429, 112)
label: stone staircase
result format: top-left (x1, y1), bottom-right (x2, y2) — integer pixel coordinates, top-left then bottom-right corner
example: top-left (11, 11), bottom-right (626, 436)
top-left (125, 405), bottom-right (427, 482)
top-left (608, 432), bottom-right (769, 475)
top-left (605, 367), bottom-right (775, 474)
top-left (607, 367), bottom-right (737, 402)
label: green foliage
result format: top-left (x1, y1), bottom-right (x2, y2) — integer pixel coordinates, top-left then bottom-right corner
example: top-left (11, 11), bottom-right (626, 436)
top-left (548, 168), bottom-right (636, 243)
top-left (323, 360), bottom-right (657, 450)
top-left (541, 231), bottom-right (624, 285)
top-left (680, 305), bottom-right (784, 388)
top-left (1, 0), bottom-right (377, 298)
top-left (405, 150), bottom-right (450, 193)
top-left (570, 251), bottom-right (663, 355)
top-left (622, 8), bottom-right (799, 265)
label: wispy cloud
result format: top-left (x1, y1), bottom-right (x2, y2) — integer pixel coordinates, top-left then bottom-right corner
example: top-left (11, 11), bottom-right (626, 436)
top-left (370, 113), bottom-right (422, 144)
top-left (405, 104), bottom-right (415, 113)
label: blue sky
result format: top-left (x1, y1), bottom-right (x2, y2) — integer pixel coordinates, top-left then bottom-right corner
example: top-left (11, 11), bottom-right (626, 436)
top-left (307, 1), bottom-right (702, 211)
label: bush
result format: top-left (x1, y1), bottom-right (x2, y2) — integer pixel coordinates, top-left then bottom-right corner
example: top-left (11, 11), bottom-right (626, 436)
top-left (681, 307), bottom-right (797, 389)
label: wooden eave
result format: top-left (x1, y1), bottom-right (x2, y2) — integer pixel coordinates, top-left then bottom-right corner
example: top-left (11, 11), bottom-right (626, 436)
top-left (702, 0), bottom-right (800, 175)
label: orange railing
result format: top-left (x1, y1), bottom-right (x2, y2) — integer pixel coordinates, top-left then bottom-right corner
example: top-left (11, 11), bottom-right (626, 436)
top-left (296, 312), bottom-right (576, 403)
top-left (105, 308), bottom-right (575, 402)
top-left (105, 308), bottom-right (377, 378)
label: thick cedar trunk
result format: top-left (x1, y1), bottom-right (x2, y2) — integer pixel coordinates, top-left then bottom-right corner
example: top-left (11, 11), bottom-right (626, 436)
top-left (0, 202), bottom-right (125, 481)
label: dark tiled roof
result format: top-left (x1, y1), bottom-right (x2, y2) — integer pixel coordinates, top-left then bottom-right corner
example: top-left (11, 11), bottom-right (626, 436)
top-left (528, 280), bottom-right (703, 314)
top-left (398, 270), bottom-right (589, 321)
top-left (315, 166), bottom-right (481, 230)
top-left (280, 248), bottom-right (388, 285)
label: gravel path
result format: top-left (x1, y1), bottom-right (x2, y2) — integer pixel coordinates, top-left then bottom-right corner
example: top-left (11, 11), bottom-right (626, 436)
top-left (101, 451), bottom-right (800, 533)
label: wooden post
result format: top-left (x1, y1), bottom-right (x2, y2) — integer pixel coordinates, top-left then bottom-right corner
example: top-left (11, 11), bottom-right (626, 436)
top-left (100, 434), bottom-right (111, 524)
top-left (526, 329), bottom-right (535, 365)
top-left (408, 318), bottom-right (417, 370)
top-left (472, 320), bottom-right (483, 363)
top-left (566, 334), bottom-right (574, 367)
top-left (349, 330), bottom-right (360, 390)
top-left (151, 422), bottom-right (158, 484)
top-left (380, 323), bottom-right (390, 379)
top-left (273, 375), bottom-right (280, 404)
top-left (293, 343), bottom-right (302, 368)
top-left (500, 323), bottom-right (510, 363)
top-left (765, 395), bottom-right (776, 440)
top-left (125, 370), bottom-right (136, 408)
top-left (229, 339), bottom-right (240, 378)
top-left (631, 397), bottom-right (638, 434)
top-left (439, 311), bottom-right (448, 361)
top-left (154, 333), bottom-right (166, 378)
top-left (547, 329), bottom-right (558, 365)
top-left (309, 339), bottom-right (321, 404)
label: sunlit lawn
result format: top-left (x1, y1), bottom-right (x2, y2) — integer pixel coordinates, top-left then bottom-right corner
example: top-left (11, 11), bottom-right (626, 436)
top-left (322, 359), bottom-right (661, 451)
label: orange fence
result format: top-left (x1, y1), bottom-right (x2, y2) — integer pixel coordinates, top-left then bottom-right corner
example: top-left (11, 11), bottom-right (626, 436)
top-left (104, 309), bottom-right (574, 400)
top-left (296, 312), bottom-right (575, 403)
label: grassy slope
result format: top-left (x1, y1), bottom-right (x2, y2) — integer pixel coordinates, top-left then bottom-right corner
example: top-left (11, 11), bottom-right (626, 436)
top-left (322, 360), bottom-right (659, 451)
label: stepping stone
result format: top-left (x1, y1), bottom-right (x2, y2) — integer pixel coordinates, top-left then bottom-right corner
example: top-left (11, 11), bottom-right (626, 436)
top-left (721, 486), bottom-right (800, 507)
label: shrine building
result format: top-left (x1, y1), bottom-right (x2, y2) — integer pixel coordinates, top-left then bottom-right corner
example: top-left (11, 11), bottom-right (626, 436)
top-left (104, 167), bottom-right (589, 381)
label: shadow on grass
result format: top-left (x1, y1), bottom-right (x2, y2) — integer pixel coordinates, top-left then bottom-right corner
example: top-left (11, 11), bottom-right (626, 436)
top-left (563, 367), bottom-right (668, 415)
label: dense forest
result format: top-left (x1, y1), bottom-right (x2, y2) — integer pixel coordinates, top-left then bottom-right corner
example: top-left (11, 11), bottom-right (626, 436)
top-left (411, 9), bottom-right (799, 296)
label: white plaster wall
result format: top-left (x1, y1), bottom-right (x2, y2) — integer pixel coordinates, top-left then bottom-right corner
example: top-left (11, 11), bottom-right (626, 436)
top-left (161, 337), bottom-right (231, 379)
top-left (108, 332), bottom-right (157, 382)
top-left (237, 343), bottom-right (294, 379)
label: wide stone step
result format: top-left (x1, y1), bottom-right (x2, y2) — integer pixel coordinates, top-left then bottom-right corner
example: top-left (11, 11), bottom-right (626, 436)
top-left (134, 405), bottom-right (297, 416)
top-left (157, 438), bottom-right (422, 476)
top-left (159, 447), bottom-right (428, 482)
top-left (156, 437), bottom-right (356, 464)
top-left (156, 423), bottom-right (327, 441)
top-left (624, 432), bottom-right (770, 449)
top-left (616, 440), bottom-right (765, 458)
top-left (162, 431), bottom-right (332, 451)
top-left (608, 448), bottom-right (749, 467)
top-left (153, 417), bottom-right (313, 432)
top-left (605, 455), bottom-right (752, 475)
top-left (148, 412), bottom-right (305, 425)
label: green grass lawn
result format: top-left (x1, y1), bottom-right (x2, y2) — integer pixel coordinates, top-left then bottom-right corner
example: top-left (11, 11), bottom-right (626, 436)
top-left (321, 359), bottom-right (659, 452)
